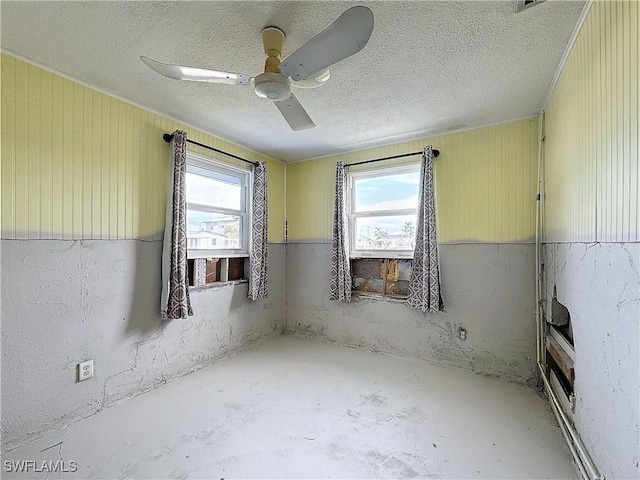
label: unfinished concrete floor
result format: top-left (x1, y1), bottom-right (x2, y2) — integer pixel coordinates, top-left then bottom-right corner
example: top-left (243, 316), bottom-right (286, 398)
top-left (3, 335), bottom-right (576, 479)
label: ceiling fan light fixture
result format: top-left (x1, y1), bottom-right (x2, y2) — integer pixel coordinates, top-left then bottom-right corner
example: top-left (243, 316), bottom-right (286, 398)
top-left (290, 69), bottom-right (331, 89)
top-left (316, 69), bottom-right (331, 82)
top-left (254, 72), bottom-right (291, 101)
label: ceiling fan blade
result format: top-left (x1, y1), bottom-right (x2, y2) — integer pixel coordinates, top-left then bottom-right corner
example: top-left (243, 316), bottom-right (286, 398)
top-left (140, 56), bottom-right (252, 85)
top-left (274, 94), bottom-right (316, 131)
top-left (280, 6), bottom-right (374, 81)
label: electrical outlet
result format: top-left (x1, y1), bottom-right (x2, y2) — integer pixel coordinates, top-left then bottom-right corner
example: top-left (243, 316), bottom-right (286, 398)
top-left (78, 360), bottom-right (94, 382)
top-left (458, 328), bottom-right (467, 341)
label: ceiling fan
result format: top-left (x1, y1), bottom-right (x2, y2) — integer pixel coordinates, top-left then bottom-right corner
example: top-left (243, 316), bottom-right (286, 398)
top-left (140, 6), bottom-right (374, 131)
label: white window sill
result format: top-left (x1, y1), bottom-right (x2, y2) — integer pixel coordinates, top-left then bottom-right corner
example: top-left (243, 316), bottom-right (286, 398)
top-left (188, 253), bottom-right (249, 260)
top-left (190, 279), bottom-right (248, 291)
top-left (350, 254), bottom-right (414, 260)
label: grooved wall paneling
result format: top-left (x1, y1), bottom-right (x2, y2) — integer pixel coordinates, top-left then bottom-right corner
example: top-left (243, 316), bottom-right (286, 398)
top-left (286, 118), bottom-right (539, 244)
top-left (544, 0), bottom-right (638, 243)
top-left (1, 54), bottom-right (286, 242)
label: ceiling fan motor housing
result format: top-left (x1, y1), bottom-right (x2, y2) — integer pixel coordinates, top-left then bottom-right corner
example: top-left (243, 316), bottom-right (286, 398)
top-left (254, 72), bottom-right (291, 101)
top-left (254, 27), bottom-right (291, 101)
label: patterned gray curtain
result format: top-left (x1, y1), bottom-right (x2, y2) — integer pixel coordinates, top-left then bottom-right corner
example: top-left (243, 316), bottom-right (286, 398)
top-left (407, 146), bottom-right (444, 313)
top-left (249, 162), bottom-right (268, 300)
top-left (329, 161), bottom-right (351, 302)
top-left (160, 130), bottom-right (193, 319)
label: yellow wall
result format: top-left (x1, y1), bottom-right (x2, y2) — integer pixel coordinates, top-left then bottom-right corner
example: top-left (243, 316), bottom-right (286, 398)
top-left (286, 118), bottom-right (539, 244)
top-left (1, 54), bottom-right (286, 242)
top-left (544, 0), bottom-right (638, 243)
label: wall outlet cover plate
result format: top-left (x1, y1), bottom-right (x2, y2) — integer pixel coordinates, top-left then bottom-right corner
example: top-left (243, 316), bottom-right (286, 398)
top-left (78, 360), bottom-right (94, 382)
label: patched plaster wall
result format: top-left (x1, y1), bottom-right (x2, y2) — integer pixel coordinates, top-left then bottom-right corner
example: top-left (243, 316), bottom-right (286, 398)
top-left (0, 240), bottom-right (285, 452)
top-left (542, 243), bottom-right (639, 479)
top-left (286, 243), bottom-right (538, 384)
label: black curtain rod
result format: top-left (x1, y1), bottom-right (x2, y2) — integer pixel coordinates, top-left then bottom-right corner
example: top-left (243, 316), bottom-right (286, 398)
top-left (163, 133), bottom-right (259, 167)
top-left (345, 149), bottom-right (440, 168)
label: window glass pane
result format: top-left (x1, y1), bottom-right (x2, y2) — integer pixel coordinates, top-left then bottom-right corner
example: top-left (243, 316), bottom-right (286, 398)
top-left (187, 210), bottom-right (242, 250)
top-left (354, 170), bottom-right (419, 212)
top-left (186, 167), bottom-right (242, 210)
top-left (354, 215), bottom-right (417, 251)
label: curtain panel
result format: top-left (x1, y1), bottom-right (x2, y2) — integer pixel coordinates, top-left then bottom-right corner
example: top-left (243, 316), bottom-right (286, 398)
top-left (249, 162), bottom-right (268, 300)
top-left (329, 161), bottom-right (352, 302)
top-left (407, 146), bottom-right (445, 313)
top-left (161, 130), bottom-right (193, 319)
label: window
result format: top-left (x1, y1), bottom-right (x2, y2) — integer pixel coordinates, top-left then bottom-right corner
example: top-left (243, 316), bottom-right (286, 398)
top-left (348, 164), bottom-right (420, 259)
top-left (185, 153), bottom-right (251, 287)
top-left (186, 153), bottom-right (250, 259)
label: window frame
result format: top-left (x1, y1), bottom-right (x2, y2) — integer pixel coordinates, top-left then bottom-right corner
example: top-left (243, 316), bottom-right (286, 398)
top-left (348, 163), bottom-right (420, 259)
top-left (186, 152), bottom-right (252, 260)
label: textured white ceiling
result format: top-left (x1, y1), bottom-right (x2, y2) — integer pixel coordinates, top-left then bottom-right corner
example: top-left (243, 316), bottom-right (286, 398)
top-left (1, 1), bottom-right (585, 162)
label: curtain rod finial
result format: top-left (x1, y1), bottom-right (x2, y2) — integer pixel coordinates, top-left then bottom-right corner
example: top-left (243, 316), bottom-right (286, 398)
top-left (433, 149), bottom-right (440, 158)
top-left (163, 133), bottom-right (173, 143)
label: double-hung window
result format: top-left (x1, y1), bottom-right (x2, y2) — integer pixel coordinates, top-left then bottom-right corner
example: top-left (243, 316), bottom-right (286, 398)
top-left (348, 164), bottom-right (420, 259)
top-left (185, 153), bottom-right (251, 285)
top-left (348, 164), bottom-right (420, 299)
